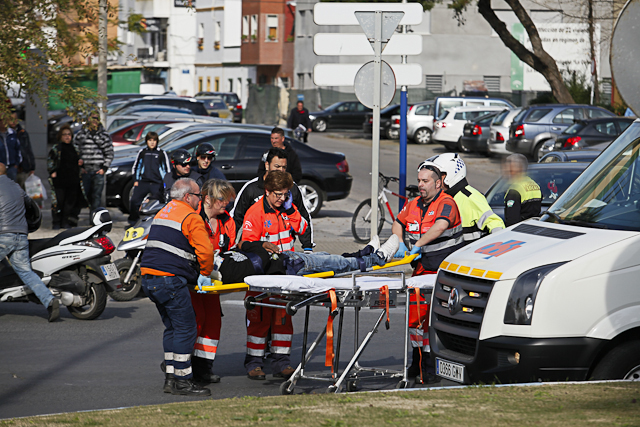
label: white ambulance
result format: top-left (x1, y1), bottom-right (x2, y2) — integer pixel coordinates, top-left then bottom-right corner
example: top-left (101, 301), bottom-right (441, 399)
top-left (430, 120), bottom-right (640, 384)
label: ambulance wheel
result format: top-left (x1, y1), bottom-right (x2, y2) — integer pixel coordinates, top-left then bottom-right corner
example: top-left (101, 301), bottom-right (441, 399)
top-left (244, 296), bottom-right (256, 310)
top-left (346, 379), bottom-right (359, 392)
top-left (591, 340), bottom-right (640, 380)
top-left (108, 258), bottom-right (142, 302)
top-left (280, 380), bottom-right (294, 395)
top-left (351, 199), bottom-right (384, 243)
top-left (396, 380), bottom-right (409, 389)
top-left (285, 301), bottom-right (298, 316)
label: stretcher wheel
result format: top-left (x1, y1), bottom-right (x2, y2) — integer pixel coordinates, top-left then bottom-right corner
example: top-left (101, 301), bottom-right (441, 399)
top-left (285, 301), bottom-right (298, 316)
top-left (346, 379), bottom-right (359, 392)
top-left (396, 380), bottom-right (409, 389)
top-left (244, 296), bottom-right (256, 310)
top-left (327, 385), bottom-right (338, 393)
top-left (280, 380), bottom-right (294, 395)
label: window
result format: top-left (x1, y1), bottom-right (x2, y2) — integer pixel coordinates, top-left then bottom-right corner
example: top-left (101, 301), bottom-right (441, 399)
top-left (251, 15), bottom-right (258, 41)
top-left (525, 108), bottom-right (552, 123)
top-left (206, 77), bottom-right (211, 92)
top-left (414, 104), bottom-right (432, 116)
top-left (594, 121), bottom-right (618, 136)
top-left (619, 120), bottom-right (633, 133)
top-left (336, 103), bottom-right (351, 113)
top-left (140, 124), bottom-right (167, 140)
top-left (198, 77), bottom-right (203, 92)
top-left (466, 101), bottom-right (485, 107)
top-left (484, 76), bottom-right (501, 92)
top-left (297, 73), bottom-right (305, 89)
top-left (586, 108), bottom-right (613, 119)
top-left (266, 15), bottom-right (278, 41)
top-left (426, 75), bottom-right (443, 93)
top-left (553, 108), bottom-right (580, 124)
top-left (297, 10), bottom-right (306, 37)
top-left (237, 78), bottom-right (242, 100)
top-left (210, 135), bottom-right (241, 160)
top-left (215, 22), bottom-right (221, 50)
top-left (198, 23), bottom-right (204, 51)
top-left (355, 103), bottom-right (367, 112)
top-left (242, 16), bottom-right (249, 42)
top-left (240, 135), bottom-right (271, 159)
top-left (123, 125), bottom-right (143, 141)
top-left (492, 109), bottom-right (510, 126)
top-left (280, 77), bottom-right (289, 88)
top-left (228, 78), bottom-right (233, 92)
top-left (215, 77), bottom-right (220, 92)
top-left (489, 101), bottom-right (509, 107)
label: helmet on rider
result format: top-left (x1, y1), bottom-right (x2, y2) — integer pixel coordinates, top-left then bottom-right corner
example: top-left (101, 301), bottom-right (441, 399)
top-left (171, 149), bottom-right (193, 167)
top-left (425, 153), bottom-right (467, 188)
top-left (195, 143), bottom-right (216, 159)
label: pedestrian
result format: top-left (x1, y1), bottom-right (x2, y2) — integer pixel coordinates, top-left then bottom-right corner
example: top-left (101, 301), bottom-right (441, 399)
top-left (74, 112), bottom-right (114, 212)
top-left (0, 162), bottom-right (59, 322)
top-left (502, 154), bottom-right (542, 227)
top-left (0, 115), bottom-right (22, 182)
top-left (231, 147), bottom-right (315, 252)
top-left (47, 125), bottom-right (84, 229)
top-left (191, 143), bottom-right (226, 188)
top-left (391, 161), bottom-right (465, 384)
top-left (257, 127), bottom-right (302, 182)
top-left (9, 109), bottom-right (36, 190)
top-left (190, 179), bottom-right (236, 384)
top-left (238, 170), bottom-right (308, 381)
top-left (162, 149), bottom-right (193, 202)
top-left (129, 132), bottom-right (171, 225)
top-left (140, 177), bottom-right (214, 396)
top-left (287, 101), bottom-right (312, 143)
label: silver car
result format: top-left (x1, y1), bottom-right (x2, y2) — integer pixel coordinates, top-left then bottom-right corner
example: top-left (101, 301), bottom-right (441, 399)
top-left (487, 108), bottom-right (521, 156)
top-left (407, 101), bottom-right (435, 144)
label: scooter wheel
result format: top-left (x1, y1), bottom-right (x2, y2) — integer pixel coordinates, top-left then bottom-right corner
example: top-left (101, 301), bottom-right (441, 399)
top-left (108, 258), bottom-right (142, 302)
top-left (67, 272), bottom-right (107, 320)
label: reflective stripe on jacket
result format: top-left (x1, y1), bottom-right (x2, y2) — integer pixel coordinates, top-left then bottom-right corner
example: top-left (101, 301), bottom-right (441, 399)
top-left (447, 178), bottom-right (504, 244)
top-left (242, 196), bottom-right (307, 252)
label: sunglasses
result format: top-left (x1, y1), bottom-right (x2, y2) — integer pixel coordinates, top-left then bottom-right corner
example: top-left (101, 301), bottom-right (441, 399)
top-left (188, 192), bottom-right (203, 199)
top-left (199, 155), bottom-right (214, 160)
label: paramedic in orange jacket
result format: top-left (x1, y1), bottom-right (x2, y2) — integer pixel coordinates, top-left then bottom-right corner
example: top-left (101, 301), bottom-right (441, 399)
top-left (190, 179), bottom-right (237, 384)
top-left (392, 161), bottom-right (464, 384)
top-left (239, 170), bottom-right (308, 380)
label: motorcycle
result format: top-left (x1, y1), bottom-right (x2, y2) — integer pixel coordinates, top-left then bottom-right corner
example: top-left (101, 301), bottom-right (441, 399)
top-left (0, 206), bottom-right (121, 320)
top-left (111, 197), bottom-right (165, 301)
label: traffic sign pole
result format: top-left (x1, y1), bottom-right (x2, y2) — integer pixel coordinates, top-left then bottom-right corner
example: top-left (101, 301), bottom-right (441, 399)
top-left (370, 11), bottom-right (383, 238)
top-left (399, 0), bottom-right (408, 211)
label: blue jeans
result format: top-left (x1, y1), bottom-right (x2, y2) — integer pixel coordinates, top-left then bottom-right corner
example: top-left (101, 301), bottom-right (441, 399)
top-left (288, 251), bottom-right (385, 276)
top-left (142, 275), bottom-right (197, 379)
top-left (81, 171), bottom-right (105, 211)
top-left (0, 233), bottom-right (54, 307)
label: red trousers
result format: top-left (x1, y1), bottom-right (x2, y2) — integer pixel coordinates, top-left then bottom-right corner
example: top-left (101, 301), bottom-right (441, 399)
top-left (190, 292), bottom-right (221, 361)
top-left (408, 266), bottom-right (436, 351)
top-left (245, 291), bottom-right (293, 357)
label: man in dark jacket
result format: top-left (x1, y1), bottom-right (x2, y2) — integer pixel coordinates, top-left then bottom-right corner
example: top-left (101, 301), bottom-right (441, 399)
top-left (191, 142), bottom-right (226, 188)
top-left (10, 111), bottom-right (36, 189)
top-left (0, 117), bottom-right (22, 182)
top-left (74, 113), bottom-right (114, 211)
top-left (232, 148), bottom-right (314, 251)
top-left (257, 127), bottom-right (302, 183)
top-left (163, 149), bottom-right (193, 202)
top-left (287, 101), bottom-right (312, 143)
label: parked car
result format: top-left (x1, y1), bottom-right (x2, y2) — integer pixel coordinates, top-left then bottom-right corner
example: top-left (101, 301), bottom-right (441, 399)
top-left (432, 106), bottom-right (505, 150)
top-left (553, 117), bottom-right (635, 151)
top-left (197, 97), bottom-right (233, 119)
top-left (459, 112), bottom-right (499, 153)
top-left (506, 104), bottom-right (615, 161)
top-left (487, 108), bottom-right (522, 156)
top-left (195, 92), bottom-right (242, 122)
top-left (538, 146), bottom-right (606, 163)
top-left (406, 101), bottom-right (435, 144)
top-left (106, 128), bottom-right (351, 216)
top-left (109, 120), bottom-right (180, 146)
top-left (485, 162), bottom-right (588, 220)
top-left (107, 111), bottom-right (225, 132)
top-left (433, 96), bottom-right (514, 128)
top-left (362, 104), bottom-right (404, 139)
top-left (309, 101), bottom-right (372, 132)
top-left (109, 96), bottom-right (209, 117)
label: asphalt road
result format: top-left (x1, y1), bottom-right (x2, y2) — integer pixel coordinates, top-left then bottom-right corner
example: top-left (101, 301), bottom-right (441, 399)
top-left (0, 132), bottom-right (502, 419)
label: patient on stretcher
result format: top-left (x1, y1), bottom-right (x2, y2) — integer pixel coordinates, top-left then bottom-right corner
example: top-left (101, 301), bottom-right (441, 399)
top-left (215, 235), bottom-right (400, 284)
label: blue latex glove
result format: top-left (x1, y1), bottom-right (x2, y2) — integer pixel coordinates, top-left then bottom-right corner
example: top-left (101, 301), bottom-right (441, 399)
top-left (409, 245), bottom-right (422, 260)
top-left (197, 274), bottom-right (211, 294)
top-left (283, 190), bottom-right (293, 210)
top-left (394, 242), bottom-right (409, 258)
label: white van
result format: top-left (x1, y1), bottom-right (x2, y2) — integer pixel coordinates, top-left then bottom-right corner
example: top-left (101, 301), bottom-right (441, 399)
top-left (430, 119), bottom-right (640, 384)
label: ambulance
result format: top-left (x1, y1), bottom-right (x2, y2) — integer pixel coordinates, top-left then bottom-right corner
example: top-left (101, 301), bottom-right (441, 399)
top-left (430, 120), bottom-right (640, 384)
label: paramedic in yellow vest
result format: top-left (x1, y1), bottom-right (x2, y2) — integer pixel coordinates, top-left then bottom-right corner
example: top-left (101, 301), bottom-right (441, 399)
top-left (503, 154), bottom-right (542, 227)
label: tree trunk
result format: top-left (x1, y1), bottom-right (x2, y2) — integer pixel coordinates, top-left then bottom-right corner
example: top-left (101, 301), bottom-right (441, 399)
top-left (477, 0), bottom-right (575, 104)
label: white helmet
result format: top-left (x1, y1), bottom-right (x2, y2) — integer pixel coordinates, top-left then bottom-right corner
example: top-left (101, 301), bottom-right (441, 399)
top-left (425, 153), bottom-right (467, 187)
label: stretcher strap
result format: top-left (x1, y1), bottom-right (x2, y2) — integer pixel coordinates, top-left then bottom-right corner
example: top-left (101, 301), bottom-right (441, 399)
top-left (414, 287), bottom-right (424, 385)
top-left (325, 289), bottom-right (337, 373)
top-left (380, 285), bottom-right (390, 330)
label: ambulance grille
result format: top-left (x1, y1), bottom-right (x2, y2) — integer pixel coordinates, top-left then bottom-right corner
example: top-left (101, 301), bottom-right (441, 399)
top-left (431, 270), bottom-right (495, 359)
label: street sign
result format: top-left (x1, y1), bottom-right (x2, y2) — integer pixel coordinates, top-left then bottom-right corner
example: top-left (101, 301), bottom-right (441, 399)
top-left (355, 11), bottom-right (404, 45)
top-left (354, 61), bottom-right (396, 109)
top-left (313, 63), bottom-right (423, 87)
top-left (314, 2), bottom-right (423, 26)
top-left (313, 34), bottom-right (422, 56)
top-left (611, 0), bottom-right (640, 115)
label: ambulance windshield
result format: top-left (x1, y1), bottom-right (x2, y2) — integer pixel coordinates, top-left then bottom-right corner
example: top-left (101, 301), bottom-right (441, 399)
top-left (544, 120), bottom-right (640, 231)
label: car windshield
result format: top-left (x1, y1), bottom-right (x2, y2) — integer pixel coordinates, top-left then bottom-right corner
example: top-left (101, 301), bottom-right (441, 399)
top-left (563, 123), bottom-right (585, 135)
top-left (491, 110), bottom-right (510, 126)
top-left (544, 122), bottom-right (640, 231)
top-left (205, 99), bottom-right (227, 109)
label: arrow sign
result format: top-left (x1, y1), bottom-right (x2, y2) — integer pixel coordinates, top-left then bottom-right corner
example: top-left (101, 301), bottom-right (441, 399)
top-left (314, 34), bottom-right (422, 56)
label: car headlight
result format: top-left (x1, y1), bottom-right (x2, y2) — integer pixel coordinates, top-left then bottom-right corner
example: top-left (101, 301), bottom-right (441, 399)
top-left (309, 114), bottom-right (316, 121)
top-left (504, 262), bottom-right (566, 325)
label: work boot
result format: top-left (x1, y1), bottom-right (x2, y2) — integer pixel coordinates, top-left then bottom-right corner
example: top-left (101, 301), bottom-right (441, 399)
top-left (247, 367), bottom-right (266, 380)
top-left (171, 378), bottom-right (211, 396)
top-left (377, 234), bottom-right (399, 263)
top-left (194, 372), bottom-right (221, 384)
top-left (407, 347), bottom-right (421, 378)
top-left (163, 373), bottom-right (174, 393)
top-left (47, 299), bottom-right (60, 322)
top-left (273, 366), bottom-right (295, 379)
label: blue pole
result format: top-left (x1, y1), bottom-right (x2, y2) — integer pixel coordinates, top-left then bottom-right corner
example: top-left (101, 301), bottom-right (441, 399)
top-left (399, 87), bottom-right (408, 211)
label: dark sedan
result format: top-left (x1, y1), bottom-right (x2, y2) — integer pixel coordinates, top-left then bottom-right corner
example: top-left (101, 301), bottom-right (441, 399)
top-left (554, 117), bottom-right (635, 150)
top-left (106, 128), bottom-right (352, 216)
top-left (485, 162), bottom-right (588, 220)
top-left (459, 112), bottom-right (499, 153)
top-left (362, 104), bottom-right (404, 139)
top-left (309, 101), bottom-right (372, 132)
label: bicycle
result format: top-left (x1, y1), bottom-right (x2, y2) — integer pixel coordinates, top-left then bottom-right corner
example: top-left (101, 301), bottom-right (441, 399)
top-left (351, 172), bottom-right (420, 244)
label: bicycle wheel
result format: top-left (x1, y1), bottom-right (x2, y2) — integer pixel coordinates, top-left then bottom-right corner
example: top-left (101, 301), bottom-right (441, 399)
top-left (351, 199), bottom-right (385, 243)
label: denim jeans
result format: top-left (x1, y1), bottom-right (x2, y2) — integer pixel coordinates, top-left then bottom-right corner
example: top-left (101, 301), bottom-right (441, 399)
top-left (142, 274), bottom-right (197, 379)
top-left (81, 171), bottom-right (105, 211)
top-left (0, 233), bottom-right (54, 307)
top-left (288, 251), bottom-right (385, 276)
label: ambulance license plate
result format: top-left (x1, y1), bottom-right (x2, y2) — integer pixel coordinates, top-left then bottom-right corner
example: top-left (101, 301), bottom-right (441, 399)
top-left (100, 263), bottom-right (119, 282)
top-left (436, 358), bottom-right (465, 383)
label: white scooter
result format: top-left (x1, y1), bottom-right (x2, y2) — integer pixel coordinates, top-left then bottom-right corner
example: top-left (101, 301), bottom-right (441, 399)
top-left (0, 207), bottom-right (121, 320)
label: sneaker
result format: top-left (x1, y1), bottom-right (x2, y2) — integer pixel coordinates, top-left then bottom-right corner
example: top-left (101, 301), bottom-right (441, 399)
top-left (171, 378), bottom-right (211, 396)
top-left (247, 367), bottom-right (266, 380)
top-left (365, 235), bottom-right (380, 252)
top-left (47, 299), bottom-right (60, 322)
top-left (376, 234), bottom-right (399, 263)
top-left (273, 366), bottom-right (295, 379)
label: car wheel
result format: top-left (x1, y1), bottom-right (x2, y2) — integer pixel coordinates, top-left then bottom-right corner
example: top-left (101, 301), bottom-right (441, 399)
top-left (386, 127), bottom-right (399, 139)
top-left (533, 140), bottom-right (550, 162)
top-left (120, 180), bottom-right (134, 214)
top-left (298, 179), bottom-right (324, 217)
top-left (457, 137), bottom-right (471, 153)
top-left (313, 119), bottom-right (327, 132)
top-left (413, 127), bottom-right (432, 144)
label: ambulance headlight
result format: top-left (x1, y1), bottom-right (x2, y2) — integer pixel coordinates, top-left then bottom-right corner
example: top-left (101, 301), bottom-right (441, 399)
top-left (504, 263), bottom-right (565, 325)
